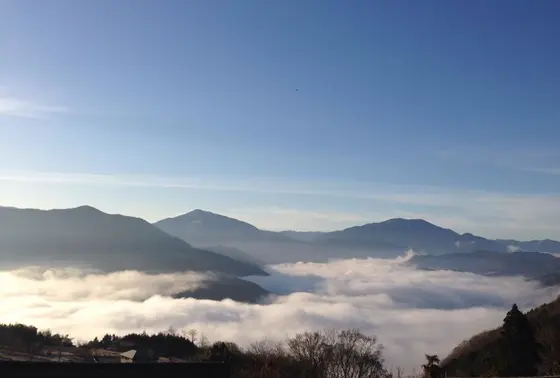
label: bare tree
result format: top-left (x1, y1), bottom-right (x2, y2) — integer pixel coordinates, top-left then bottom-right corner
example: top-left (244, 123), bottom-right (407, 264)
top-left (287, 329), bottom-right (388, 378)
top-left (165, 326), bottom-right (177, 336)
top-left (198, 333), bottom-right (210, 348)
top-left (248, 339), bottom-right (286, 359)
top-left (187, 329), bottom-right (197, 344)
top-left (328, 329), bottom-right (387, 378)
top-left (393, 366), bottom-right (404, 378)
top-left (244, 339), bottom-right (300, 378)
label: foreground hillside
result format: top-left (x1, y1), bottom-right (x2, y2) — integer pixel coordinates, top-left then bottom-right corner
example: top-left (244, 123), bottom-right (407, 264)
top-left (0, 323), bottom-right (392, 378)
top-left (442, 296), bottom-right (560, 376)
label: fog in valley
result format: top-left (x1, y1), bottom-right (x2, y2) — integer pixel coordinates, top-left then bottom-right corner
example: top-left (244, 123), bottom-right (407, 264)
top-left (0, 252), bottom-right (557, 371)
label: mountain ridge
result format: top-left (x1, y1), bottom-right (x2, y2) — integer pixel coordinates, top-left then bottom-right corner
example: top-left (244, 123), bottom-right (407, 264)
top-left (154, 209), bottom-right (560, 264)
top-left (0, 205), bottom-right (271, 303)
top-left (4, 205), bottom-right (560, 268)
top-left (408, 250), bottom-right (560, 284)
top-left (154, 209), bottom-right (322, 264)
top-left (0, 205), bottom-right (269, 276)
top-left (155, 210), bottom-right (560, 252)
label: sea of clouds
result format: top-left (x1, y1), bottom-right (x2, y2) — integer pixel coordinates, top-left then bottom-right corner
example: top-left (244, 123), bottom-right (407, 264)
top-left (0, 253), bottom-right (558, 372)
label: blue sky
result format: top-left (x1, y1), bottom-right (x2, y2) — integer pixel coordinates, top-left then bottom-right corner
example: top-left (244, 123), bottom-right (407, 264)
top-left (1, 0), bottom-right (560, 239)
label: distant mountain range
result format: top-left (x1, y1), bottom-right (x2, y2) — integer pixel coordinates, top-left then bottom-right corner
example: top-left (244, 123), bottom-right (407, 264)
top-left (155, 210), bottom-right (344, 264)
top-left (0, 206), bottom-right (270, 303)
top-left (155, 210), bottom-right (560, 264)
top-left (408, 250), bottom-right (560, 285)
top-left (316, 219), bottom-right (506, 255)
top-left (3, 205), bottom-right (560, 302)
top-left (496, 239), bottom-right (560, 253)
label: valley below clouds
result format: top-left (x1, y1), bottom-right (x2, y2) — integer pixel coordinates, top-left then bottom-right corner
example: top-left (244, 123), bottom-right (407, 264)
top-left (0, 254), bottom-right (558, 371)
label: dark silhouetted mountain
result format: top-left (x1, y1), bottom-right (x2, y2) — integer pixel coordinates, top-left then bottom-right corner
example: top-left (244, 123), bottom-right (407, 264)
top-left (408, 250), bottom-right (560, 283)
top-left (0, 205), bottom-right (270, 303)
top-left (155, 210), bottom-right (317, 264)
top-left (174, 275), bottom-right (270, 303)
top-left (155, 209), bottom-right (312, 264)
top-left (0, 205), bottom-right (267, 276)
top-left (156, 211), bottom-right (560, 263)
top-left (155, 209), bottom-right (288, 244)
top-left (155, 210), bottom-right (408, 264)
top-left (317, 218), bottom-right (506, 255)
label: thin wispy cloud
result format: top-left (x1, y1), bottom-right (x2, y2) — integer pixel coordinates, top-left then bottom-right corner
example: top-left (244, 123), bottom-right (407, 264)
top-left (0, 96), bottom-right (68, 119)
top-left (0, 170), bottom-right (513, 201)
top-left (436, 145), bottom-right (560, 177)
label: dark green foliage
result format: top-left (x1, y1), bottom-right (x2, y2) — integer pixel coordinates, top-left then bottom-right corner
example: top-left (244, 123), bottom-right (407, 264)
top-left (83, 331), bottom-right (197, 359)
top-left (422, 354), bottom-right (443, 378)
top-left (499, 304), bottom-right (540, 376)
top-left (0, 323), bottom-right (72, 353)
top-left (443, 299), bottom-right (560, 377)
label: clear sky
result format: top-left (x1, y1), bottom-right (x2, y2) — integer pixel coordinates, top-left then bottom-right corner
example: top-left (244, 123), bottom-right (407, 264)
top-left (1, 0), bottom-right (560, 239)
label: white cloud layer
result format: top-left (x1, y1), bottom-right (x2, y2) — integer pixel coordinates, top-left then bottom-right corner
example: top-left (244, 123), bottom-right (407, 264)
top-left (0, 256), bottom-right (557, 372)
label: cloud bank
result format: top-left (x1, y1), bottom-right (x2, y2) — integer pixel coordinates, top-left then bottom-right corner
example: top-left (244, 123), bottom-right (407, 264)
top-left (0, 256), bottom-right (557, 371)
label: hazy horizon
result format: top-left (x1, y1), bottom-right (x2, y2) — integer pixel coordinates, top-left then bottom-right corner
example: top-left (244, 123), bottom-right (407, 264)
top-left (3, 202), bottom-right (560, 242)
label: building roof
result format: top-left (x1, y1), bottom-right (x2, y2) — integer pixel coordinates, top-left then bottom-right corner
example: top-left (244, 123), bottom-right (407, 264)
top-left (120, 349), bottom-right (153, 361)
top-left (120, 350), bottom-right (137, 360)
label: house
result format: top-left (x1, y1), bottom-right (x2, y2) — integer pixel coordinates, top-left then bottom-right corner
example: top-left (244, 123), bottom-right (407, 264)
top-left (119, 349), bottom-right (153, 363)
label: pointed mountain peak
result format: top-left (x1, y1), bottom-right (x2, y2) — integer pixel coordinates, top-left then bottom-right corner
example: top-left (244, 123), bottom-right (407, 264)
top-left (159, 209), bottom-right (259, 231)
top-left (70, 205), bottom-right (103, 213)
top-left (377, 218), bottom-right (441, 228)
top-left (187, 209), bottom-right (216, 216)
top-left (179, 209), bottom-right (234, 221)
top-left (53, 205), bottom-right (108, 217)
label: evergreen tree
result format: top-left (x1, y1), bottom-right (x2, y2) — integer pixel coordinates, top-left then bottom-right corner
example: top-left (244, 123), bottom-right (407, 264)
top-left (499, 303), bottom-right (540, 376)
top-left (422, 354), bottom-right (443, 378)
